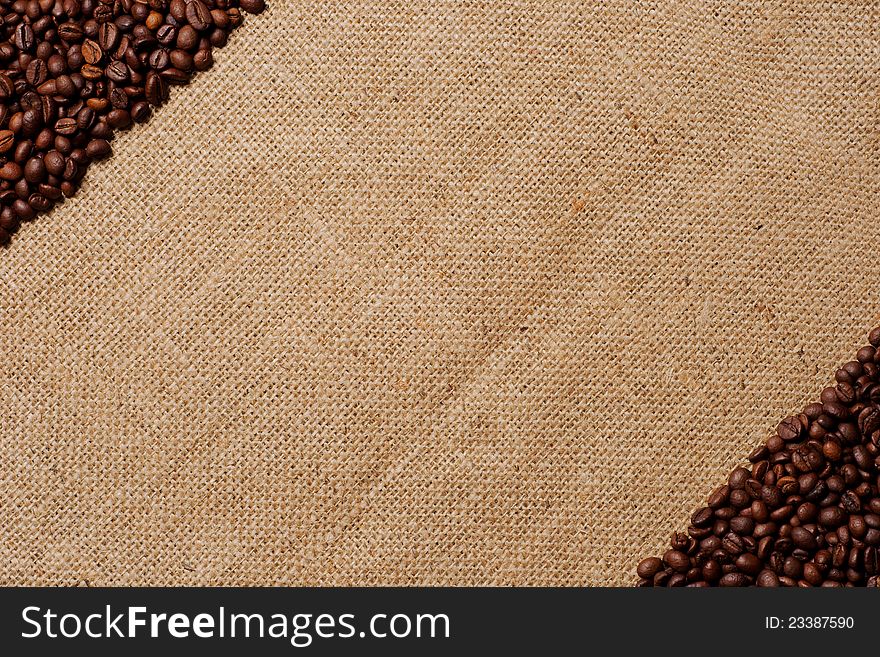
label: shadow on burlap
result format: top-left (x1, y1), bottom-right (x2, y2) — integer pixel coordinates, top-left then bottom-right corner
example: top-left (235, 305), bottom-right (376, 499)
top-left (2, 1), bottom-right (880, 586)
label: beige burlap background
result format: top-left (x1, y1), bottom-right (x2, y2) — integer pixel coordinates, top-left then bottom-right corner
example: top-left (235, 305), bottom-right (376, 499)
top-left (1, 1), bottom-right (880, 586)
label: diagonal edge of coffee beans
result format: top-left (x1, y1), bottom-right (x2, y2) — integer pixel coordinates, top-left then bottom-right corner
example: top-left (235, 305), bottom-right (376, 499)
top-left (0, 0), bottom-right (266, 244)
top-left (636, 326), bottom-right (880, 587)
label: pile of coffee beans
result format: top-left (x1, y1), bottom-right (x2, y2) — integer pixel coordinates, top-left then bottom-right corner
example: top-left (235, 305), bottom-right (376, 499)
top-left (0, 0), bottom-right (265, 244)
top-left (637, 326), bottom-right (880, 587)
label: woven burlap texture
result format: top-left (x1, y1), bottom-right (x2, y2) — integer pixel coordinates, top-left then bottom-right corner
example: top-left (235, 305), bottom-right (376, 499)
top-left (2, 1), bottom-right (880, 586)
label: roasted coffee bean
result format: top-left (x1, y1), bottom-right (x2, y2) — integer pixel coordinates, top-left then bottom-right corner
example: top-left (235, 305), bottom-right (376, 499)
top-left (105, 61), bottom-right (130, 83)
top-left (54, 118), bottom-right (77, 136)
top-left (85, 139), bottom-right (110, 159)
top-left (751, 499), bottom-right (769, 523)
top-left (177, 25), bottom-right (199, 51)
top-left (691, 507), bottom-right (712, 528)
top-left (663, 549), bottom-right (690, 573)
top-left (240, 0), bottom-right (266, 14)
top-left (81, 39), bottom-right (102, 65)
top-left (803, 562), bottom-right (823, 586)
top-left (14, 24), bottom-right (35, 52)
top-left (735, 553), bottom-right (762, 576)
top-left (25, 59), bottom-right (47, 87)
top-left (729, 516), bottom-right (753, 536)
top-left (186, 0), bottom-right (213, 31)
top-left (719, 572), bottom-right (749, 587)
top-left (791, 526), bottom-right (817, 550)
top-left (636, 557), bottom-right (662, 579)
top-left (756, 569), bottom-right (780, 587)
top-left (0, 130), bottom-right (15, 153)
top-left (149, 49), bottom-right (171, 71)
top-left (729, 489), bottom-right (750, 508)
top-left (23, 157), bottom-right (44, 183)
top-left (850, 515), bottom-right (868, 539)
top-left (753, 521), bottom-right (777, 539)
top-left (145, 70), bottom-right (168, 106)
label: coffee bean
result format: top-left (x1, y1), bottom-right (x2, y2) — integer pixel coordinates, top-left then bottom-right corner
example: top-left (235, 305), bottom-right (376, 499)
top-left (55, 75), bottom-right (76, 98)
top-left (791, 526), bottom-right (817, 550)
top-left (177, 25), bottom-right (199, 51)
top-left (756, 569), bottom-right (780, 587)
top-left (85, 139), bottom-right (111, 159)
top-left (54, 118), bottom-right (77, 136)
top-left (0, 162), bottom-right (22, 181)
top-left (145, 70), bottom-right (169, 106)
top-left (636, 557), bottom-right (662, 579)
top-left (729, 516), bottom-right (753, 535)
top-left (691, 506), bottom-right (713, 528)
top-left (186, 1), bottom-right (214, 31)
top-left (719, 572), bottom-right (749, 587)
top-left (106, 61), bottom-right (130, 84)
top-left (849, 515), bottom-right (868, 539)
top-left (735, 553), bottom-right (762, 576)
top-left (240, 0), bottom-right (266, 14)
top-left (23, 157), bottom-right (45, 184)
top-left (14, 24), bottom-right (35, 52)
top-left (778, 417), bottom-right (802, 442)
top-left (803, 562), bottom-right (823, 586)
top-left (25, 59), bottom-right (47, 87)
top-left (0, 131), bottom-right (15, 153)
top-left (728, 467), bottom-right (750, 490)
top-left (663, 549), bottom-right (690, 573)
top-left (81, 64), bottom-right (103, 80)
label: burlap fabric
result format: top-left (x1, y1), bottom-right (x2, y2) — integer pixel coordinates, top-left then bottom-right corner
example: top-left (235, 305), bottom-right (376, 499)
top-left (1, 1), bottom-right (879, 586)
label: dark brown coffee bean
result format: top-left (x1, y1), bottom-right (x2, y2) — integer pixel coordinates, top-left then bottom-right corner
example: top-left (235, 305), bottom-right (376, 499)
top-left (850, 515), bottom-right (868, 539)
top-left (94, 4), bottom-right (113, 23)
top-left (663, 549), bottom-right (690, 573)
top-left (98, 22), bottom-right (120, 52)
top-left (12, 198), bottom-right (35, 220)
top-left (735, 553), bottom-right (762, 576)
top-left (106, 60), bottom-right (130, 83)
top-left (85, 138), bottom-right (110, 159)
top-left (55, 74), bottom-right (76, 98)
top-left (240, 0), bottom-right (266, 13)
top-left (0, 131), bottom-right (15, 153)
top-left (186, 0), bottom-right (213, 31)
top-left (43, 151), bottom-right (65, 177)
top-left (170, 0), bottom-right (187, 22)
top-left (728, 467), bottom-right (750, 490)
top-left (729, 516), bottom-right (754, 536)
top-left (81, 39), bottom-right (102, 65)
top-left (25, 59), bottom-right (47, 87)
top-left (791, 526), bottom-right (817, 550)
top-left (636, 557), bottom-right (662, 579)
top-left (27, 193), bottom-right (50, 212)
top-left (801, 562), bottom-right (822, 586)
top-left (23, 157), bottom-right (45, 183)
top-left (719, 572), bottom-right (749, 587)
top-left (756, 569), bottom-right (779, 587)
top-left (54, 118), bottom-right (78, 136)
top-left (819, 505), bottom-right (844, 528)
top-left (0, 162), bottom-right (22, 181)
top-left (80, 63), bottom-right (103, 80)
top-left (15, 24), bottom-right (35, 52)
top-left (159, 67), bottom-right (190, 85)
top-left (106, 109), bottom-right (131, 129)
top-left (145, 70), bottom-right (168, 106)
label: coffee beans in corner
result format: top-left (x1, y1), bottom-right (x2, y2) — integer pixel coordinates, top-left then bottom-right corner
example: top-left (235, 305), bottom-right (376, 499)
top-left (0, 0), bottom-right (267, 245)
top-left (637, 326), bottom-right (880, 587)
